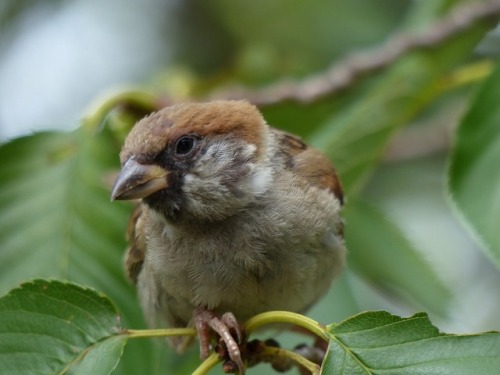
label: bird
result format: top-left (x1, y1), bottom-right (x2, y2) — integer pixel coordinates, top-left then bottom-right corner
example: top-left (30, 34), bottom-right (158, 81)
top-left (111, 100), bottom-right (346, 374)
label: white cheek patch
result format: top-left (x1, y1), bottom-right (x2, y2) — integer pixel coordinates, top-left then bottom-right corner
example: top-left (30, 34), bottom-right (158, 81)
top-left (244, 143), bottom-right (257, 157)
top-left (184, 140), bottom-right (271, 203)
top-left (249, 166), bottom-right (273, 195)
top-left (184, 174), bottom-right (195, 184)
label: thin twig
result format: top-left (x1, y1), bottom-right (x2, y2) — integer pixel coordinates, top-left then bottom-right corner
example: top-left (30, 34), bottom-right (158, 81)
top-left (244, 311), bottom-right (328, 340)
top-left (125, 327), bottom-right (196, 339)
top-left (210, 0), bottom-right (500, 106)
top-left (259, 346), bottom-right (321, 375)
top-left (192, 353), bottom-right (220, 375)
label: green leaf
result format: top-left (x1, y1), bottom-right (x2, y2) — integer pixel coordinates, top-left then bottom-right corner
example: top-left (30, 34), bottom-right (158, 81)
top-left (323, 311), bottom-right (500, 374)
top-left (67, 336), bottom-right (127, 375)
top-left (310, 2), bottom-right (493, 194)
top-left (344, 200), bottom-right (451, 315)
top-left (0, 129), bottom-right (158, 375)
top-left (0, 129), bottom-right (126, 294)
top-left (0, 279), bottom-right (127, 375)
top-left (449, 61), bottom-right (500, 269)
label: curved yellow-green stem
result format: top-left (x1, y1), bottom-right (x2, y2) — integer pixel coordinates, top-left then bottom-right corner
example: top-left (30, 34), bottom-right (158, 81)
top-left (192, 341), bottom-right (321, 375)
top-left (192, 353), bottom-right (220, 375)
top-left (245, 311), bottom-right (328, 340)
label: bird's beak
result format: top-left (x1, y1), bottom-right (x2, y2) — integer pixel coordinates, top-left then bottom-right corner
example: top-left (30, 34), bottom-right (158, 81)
top-left (111, 158), bottom-right (169, 201)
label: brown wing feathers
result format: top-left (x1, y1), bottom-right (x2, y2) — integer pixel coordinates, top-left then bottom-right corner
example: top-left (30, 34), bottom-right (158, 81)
top-left (124, 204), bottom-right (147, 284)
top-left (274, 129), bottom-right (344, 204)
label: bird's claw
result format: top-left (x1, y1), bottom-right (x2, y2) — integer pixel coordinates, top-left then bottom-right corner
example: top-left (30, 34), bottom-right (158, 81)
top-left (194, 308), bottom-right (246, 374)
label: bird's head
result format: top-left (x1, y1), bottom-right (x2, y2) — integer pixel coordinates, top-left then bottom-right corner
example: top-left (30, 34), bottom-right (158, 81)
top-left (111, 101), bottom-right (273, 222)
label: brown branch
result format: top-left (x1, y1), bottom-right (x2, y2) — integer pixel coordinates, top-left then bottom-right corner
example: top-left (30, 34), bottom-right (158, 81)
top-left (210, 0), bottom-right (500, 106)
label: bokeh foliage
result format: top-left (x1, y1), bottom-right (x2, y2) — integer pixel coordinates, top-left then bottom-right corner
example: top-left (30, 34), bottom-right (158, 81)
top-left (1, 0), bottom-right (500, 374)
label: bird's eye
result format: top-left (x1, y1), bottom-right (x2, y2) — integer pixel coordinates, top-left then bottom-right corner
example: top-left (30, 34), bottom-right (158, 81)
top-left (175, 136), bottom-right (195, 155)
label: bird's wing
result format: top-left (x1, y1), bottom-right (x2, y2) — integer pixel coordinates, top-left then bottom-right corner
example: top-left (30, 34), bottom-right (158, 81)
top-left (124, 204), bottom-right (147, 284)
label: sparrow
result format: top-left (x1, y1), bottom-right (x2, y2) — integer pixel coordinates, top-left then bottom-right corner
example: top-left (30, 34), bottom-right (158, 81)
top-left (111, 100), bottom-right (346, 373)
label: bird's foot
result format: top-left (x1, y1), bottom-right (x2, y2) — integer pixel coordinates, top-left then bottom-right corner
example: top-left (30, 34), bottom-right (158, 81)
top-left (194, 307), bottom-right (246, 374)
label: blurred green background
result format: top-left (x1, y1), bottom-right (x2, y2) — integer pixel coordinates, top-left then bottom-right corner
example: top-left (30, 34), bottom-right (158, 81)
top-left (1, 1), bottom-right (500, 374)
